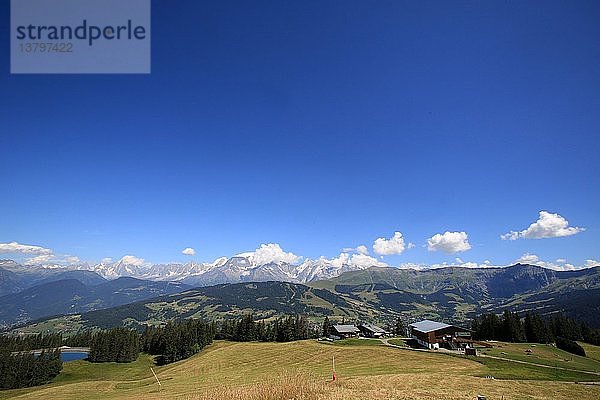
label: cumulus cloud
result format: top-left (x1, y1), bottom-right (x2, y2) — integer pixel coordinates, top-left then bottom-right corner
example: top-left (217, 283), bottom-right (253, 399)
top-left (427, 259), bottom-right (501, 269)
top-left (397, 262), bottom-right (428, 270)
top-left (250, 243), bottom-right (301, 265)
top-left (356, 245), bottom-right (369, 255)
top-left (326, 253), bottom-right (350, 269)
top-left (182, 247), bottom-right (196, 256)
top-left (0, 241), bottom-right (53, 255)
top-left (118, 255), bottom-right (145, 266)
top-left (515, 253), bottom-right (541, 264)
top-left (501, 211), bottom-right (585, 240)
top-left (341, 245), bottom-right (369, 255)
top-left (514, 253), bottom-right (577, 271)
top-left (24, 254), bottom-right (55, 265)
top-left (348, 253), bottom-right (387, 268)
top-left (398, 259), bottom-right (500, 270)
top-left (373, 232), bottom-right (406, 255)
top-left (0, 241), bottom-right (65, 266)
top-left (313, 252), bottom-right (387, 269)
top-left (427, 231), bottom-right (471, 253)
top-left (397, 255), bottom-right (593, 271)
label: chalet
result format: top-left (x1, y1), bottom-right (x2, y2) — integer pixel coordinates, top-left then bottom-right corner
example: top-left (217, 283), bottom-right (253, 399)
top-left (331, 324), bottom-right (360, 339)
top-left (409, 320), bottom-right (471, 350)
top-left (358, 323), bottom-right (388, 338)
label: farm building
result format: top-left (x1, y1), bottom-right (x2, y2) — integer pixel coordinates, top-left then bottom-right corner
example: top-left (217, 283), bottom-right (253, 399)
top-left (331, 324), bottom-right (360, 339)
top-left (409, 320), bottom-right (472, 349)
top-left (358, 323), bottom-right (388, 338)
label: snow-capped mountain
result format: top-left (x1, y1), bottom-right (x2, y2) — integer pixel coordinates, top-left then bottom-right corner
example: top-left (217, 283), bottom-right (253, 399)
top-left (75, 254), bottom-right (371, 285)
top-left (2, 242), bottom-right (385, 286)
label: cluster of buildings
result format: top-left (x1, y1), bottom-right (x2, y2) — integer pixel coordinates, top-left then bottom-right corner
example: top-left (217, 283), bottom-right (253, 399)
top-left (330, 319), bottom-right (473, 351)
top-left (331, 323), bottom-right (388, 339)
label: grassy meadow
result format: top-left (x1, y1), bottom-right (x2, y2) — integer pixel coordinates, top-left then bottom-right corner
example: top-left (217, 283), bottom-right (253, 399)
top-left (479, 342), bottom-right (600, 373)
top-left (1, 340), bottom-right (599, 400)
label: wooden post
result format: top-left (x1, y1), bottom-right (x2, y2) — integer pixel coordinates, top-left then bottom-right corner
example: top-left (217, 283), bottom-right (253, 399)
top-left (151, 367), bottom-right (162, 391)
top-left (332, 355), bottom-right (337, 381)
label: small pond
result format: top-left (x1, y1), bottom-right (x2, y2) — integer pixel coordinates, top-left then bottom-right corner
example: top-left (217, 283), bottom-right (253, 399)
top-left (60, 351), bottom-right (88, 362)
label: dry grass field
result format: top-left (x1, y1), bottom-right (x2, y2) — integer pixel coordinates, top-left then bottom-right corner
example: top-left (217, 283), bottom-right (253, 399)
top-left (2, 340), bottom-right (599, 400)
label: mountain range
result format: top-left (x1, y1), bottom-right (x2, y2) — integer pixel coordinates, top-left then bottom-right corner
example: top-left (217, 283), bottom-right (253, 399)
top-left (0, 253), bottom-right (374, 294)
top-left (0, 276), bottom-right (190, 328)
top-left (5, 263), bottom-right (600, 333)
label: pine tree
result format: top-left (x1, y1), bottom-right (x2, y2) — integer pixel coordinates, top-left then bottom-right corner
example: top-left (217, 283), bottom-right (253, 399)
top-left (394, 318), bottom-right (405, 336)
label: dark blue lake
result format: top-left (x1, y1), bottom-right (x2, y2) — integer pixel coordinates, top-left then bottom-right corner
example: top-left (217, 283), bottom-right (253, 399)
top-left (60, 352), bottom-right (88, 362)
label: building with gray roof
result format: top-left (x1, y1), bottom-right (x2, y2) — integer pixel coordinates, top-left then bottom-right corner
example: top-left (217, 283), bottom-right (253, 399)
top-left (409, 320), bottom-right (471, 349)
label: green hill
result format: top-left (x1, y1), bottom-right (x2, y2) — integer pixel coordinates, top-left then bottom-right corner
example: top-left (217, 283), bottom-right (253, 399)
top-left (10, 264), bottom-right (600, 334)
top-left (311, 264), bottom-right (600, 326)
top-left (1, 340), bottom-right (599, 400)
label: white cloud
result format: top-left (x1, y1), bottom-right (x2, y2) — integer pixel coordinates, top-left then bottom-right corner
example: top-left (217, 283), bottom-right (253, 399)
top-left (373, 232), bottom-right (406, 255)
top-left (516, 253), bottom-right (540, 264)
top-left (501, 211), bottom-right (585, 240)
top-left (514, 253), bottom-right (577, 271)
top-left (313, 252), bottom-right (387, 269)
top-left (397, 262), bottom-right (428, 270)
top-left (182, 247), bottom-right (196, 256)
top-left (427, 231), bottom-right (471, 253)
top-left (0, 241), bottom-right (53, 255)
top-left (428, 259), bottom-right (500, 269)
top-left (348, 253), bottom-right (387, 268)
top-left (407, 242), bottom-right (416, 249)
top-left (356, 245), bottom-right (369, 255)
top-left (556, 258), bottom-right (566, 263)
top-left (24, 254), bottom-right (55, 265)
top-left (118, 255), bottom-right (145, 266)
top-left (0, 241), bottom-right (61, 266)
top-left (341, 245), bottom-right (369, 255)
top-left (398, 259), bottom-right (500, 270)
top-left (250, 243), bottom-right (301, 265)
top-left (586, 259), bottom-right (599, 268)
top-left (452, 261), bottom-right (480, 269)
top-left (326, 253), bottom-right (350, 269)
top-left (101, 257), bottom-right (113, 264)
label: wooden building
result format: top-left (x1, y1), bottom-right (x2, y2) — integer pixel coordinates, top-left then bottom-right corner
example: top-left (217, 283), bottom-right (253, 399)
top-left (357, 323), bottom-right (388, 338)
top-left (331, 324), bottom-right (360, 339)
top-left (409, 320), bottom-right (471, 349)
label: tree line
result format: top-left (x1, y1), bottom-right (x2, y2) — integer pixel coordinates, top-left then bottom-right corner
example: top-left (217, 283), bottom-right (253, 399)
top-left (88, 328), bottom-right (140, 363)
top-left (141, 319), bottom-right (215, 365)
top-left (471, 311), bottom-right (600, 345)
top-left (0, 349), bottom-right (62, 389)
top-left (0, 332), bottom-right (63, 352)
top-left (216, 314), bottom-right (318, 342)
top-left (471, 310), bottom-right (600, 357)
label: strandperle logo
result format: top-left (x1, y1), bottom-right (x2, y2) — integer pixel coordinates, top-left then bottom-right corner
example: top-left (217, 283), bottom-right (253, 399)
top-left (11, 0), bottom-right (151, 74)
top-left (15, 19), bottom-right (147, 47)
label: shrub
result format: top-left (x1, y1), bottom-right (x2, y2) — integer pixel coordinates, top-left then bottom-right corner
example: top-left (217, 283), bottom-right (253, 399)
top-left (555, 336), bottom-right (586, 357)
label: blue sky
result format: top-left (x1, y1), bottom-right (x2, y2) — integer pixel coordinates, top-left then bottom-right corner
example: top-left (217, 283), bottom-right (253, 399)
top-left (1, 1), bottom-right (599, 269)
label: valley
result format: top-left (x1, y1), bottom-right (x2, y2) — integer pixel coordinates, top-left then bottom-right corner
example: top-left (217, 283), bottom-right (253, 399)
top-left (5, 263), bottom-right (599, 334)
